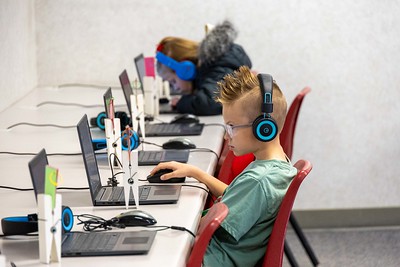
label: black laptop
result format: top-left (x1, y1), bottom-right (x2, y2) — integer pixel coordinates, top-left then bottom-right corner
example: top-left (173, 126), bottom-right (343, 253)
top-left (102, 87), bottom-right (190, 165)
top-left (140, 122), bottom-right (204, 137)
top-left (134, 53), bottom-right (180, 99)
top-left (28, 149), bottom-right (157, 257)
top-left (77, 114), bottom-right (182, 206)
top-left (119, 69), bottom-right (204, 136)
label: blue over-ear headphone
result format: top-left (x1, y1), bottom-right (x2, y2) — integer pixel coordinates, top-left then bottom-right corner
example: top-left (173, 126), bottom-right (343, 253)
top-left (156, 51), bottom-right (196, 81)
top-left (252, 73), bottom-right (278, 142)
top-left (1, 206), bottom-right (74, 235)
top-left (91, 129), bottom-right (140, 151)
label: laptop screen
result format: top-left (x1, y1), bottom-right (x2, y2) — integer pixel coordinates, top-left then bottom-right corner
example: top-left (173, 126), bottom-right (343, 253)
top-left (119, 70), bottom-right (133, 116)
top-left (134, 53), bottom-right (145, 94)
top-left (77, 115), bottom-right (102, 198)
top-left (28, 148), bottom-right (48, 201)
top-left (103, 87), bottom-right (113, 118)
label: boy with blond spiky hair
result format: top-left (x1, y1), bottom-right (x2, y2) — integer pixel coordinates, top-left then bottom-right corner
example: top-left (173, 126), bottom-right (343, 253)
top-left (150, 66), bottom-right (297, 266)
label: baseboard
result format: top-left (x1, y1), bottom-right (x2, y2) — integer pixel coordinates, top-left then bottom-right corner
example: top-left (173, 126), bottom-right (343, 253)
top-left (292, 207), bottom-right (400, 229)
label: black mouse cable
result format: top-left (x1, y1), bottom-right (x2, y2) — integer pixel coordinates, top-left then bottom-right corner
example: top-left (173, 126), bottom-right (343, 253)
top-left (189, 148), bottom-right (219, 160)
top-left (146, 225), bottom-right (195, 238)
top-left (203, 123), bottom-right (225, 129)
top-left (181, 184), bottom-right (210, 195)
top-left (141, 140), bottom-right (163, 148)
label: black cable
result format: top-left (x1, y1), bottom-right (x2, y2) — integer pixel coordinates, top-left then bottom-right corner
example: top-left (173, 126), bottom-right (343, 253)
top-left (57, 83), bottom-right (121, 89)
top-left (152, 117), bottom-right (167, 123)
top-left (36, 101), bottom-right (104, 108)
top-left (203, 123), bottom-right (225, 129)
top-left (190, 148), bottom-right (219, 160)
top-left (0, 185), bottom-right (88, 191)
top-left (170, 226), bottom-right (196, 238)
top-left (0, 186), bottom-right (33, 191)
top-left (146, 225), bottom-right (195, 238)
top-left (182, 184), bottom-right (210, 194)
top-left (6, 122), bottom-right (76, 130)
top-left (75, 213), bottom-right (196, 237)
top-left (141, 140), bottom-right (163, 148)
top-left (107, 153), bottom-right (124, 187)
top-left (6, 122), bottom-right (101, 130)
top-left (76, 214), bottom-right (125, 232)
top-left (0, 151), bottom-right (108, 156)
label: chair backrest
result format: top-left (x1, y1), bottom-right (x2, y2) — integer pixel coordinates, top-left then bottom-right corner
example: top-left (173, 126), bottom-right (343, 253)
top-left (262, 159), bottom-right (313, 267)
top-left (280, 87), bottom-right (311, 159)
top-left (186, 202), bottom-right (229, 267)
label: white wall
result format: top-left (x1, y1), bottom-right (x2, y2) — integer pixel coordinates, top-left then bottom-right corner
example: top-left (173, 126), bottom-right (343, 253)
top-left (0, 0), bottom-right (37, 112)
top-left (2, 0), bottom-right (400, 210)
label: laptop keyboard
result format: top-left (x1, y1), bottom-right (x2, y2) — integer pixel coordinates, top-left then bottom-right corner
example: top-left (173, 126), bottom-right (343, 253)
top-left (101, 186), bottom-right (152, 202)
top-left (63, 232), bottom-right (120, 252)
top-left (139, 151), bottom-right (163, 162)
top-left (146, 124), bottom-right (181, 134)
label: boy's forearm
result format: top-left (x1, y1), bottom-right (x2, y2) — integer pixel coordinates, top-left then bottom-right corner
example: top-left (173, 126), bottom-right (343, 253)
top-left (191, 167), bottom-right (228, 197)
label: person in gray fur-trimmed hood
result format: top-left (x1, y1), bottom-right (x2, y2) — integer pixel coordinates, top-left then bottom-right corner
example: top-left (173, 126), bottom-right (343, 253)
top-left (155, 20), bottom-right (252, 116)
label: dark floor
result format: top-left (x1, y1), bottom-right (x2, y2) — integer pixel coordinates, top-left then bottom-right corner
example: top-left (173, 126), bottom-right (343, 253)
top-left (283, 226), bottom-right (400, 267)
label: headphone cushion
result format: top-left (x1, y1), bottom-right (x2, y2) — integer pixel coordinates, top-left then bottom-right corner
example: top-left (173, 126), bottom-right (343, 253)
top-left (121, 130), bottom-right (140, 150)
top-left (1, 217), bottom-right (38, 235)
top-left (252, 115), bottom-right (278, 142)
top-left (90, 112), bottom-right (106, 130)
top-left (1, 206), bottom-right (73, 236)
top-left (175, 61), bottom-right (196, 81)
top-left (115, 112), bottom-right (131, 128)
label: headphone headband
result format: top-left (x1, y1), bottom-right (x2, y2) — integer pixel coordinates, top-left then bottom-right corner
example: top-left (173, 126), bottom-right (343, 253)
top-left (155, 52), bottom-right (196, 81)
top-left (257, 73), bottom-right (274, 115)
top-left (252, 73), bottom-right (278, 142)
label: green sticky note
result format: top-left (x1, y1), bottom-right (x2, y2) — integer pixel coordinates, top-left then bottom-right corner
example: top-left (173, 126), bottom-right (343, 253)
top-left (45, 165), bottom-right (58, 209)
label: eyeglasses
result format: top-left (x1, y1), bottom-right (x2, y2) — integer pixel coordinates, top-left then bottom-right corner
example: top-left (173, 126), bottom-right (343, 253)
top-left (224, 123), bottom-right (253, 138)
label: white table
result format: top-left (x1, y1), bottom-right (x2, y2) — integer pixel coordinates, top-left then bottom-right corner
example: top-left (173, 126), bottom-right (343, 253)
top-left (0, 85), bottom-right (225, 266)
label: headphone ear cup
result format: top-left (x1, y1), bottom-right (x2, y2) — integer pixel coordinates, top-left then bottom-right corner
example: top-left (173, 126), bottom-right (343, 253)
top-left (90, 112), bottom-right (106, 130)
top-left (61, 206), bottom-right (74, 233)
top-left (121, 130), bottom-right (140, 151)
top-left (1, 215), bottom-right (38, 235)
top-left (115, 112), bottom-right (131, 128)
top-left (252, 115), bottom-right (278, 142)
top-left (156, 52), bottom-right (196, 81)
top-left (175, 61), bottom-right (196, 81)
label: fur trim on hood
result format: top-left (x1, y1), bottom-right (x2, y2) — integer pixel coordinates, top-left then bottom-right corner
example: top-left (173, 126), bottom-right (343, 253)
top-left (198, 20), bottom-right (238, 65)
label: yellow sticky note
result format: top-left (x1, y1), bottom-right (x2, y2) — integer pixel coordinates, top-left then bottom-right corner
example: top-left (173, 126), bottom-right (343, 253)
top-left (45, 165), bottom-right (58, 210)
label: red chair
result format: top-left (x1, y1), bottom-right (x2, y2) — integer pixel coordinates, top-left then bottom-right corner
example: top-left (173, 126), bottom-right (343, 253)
top-left (280, 87), bottom-right (311, 159)
top-left (186, 202), bottom-right (229, 267)
top-left (261, 159), bottom-right (313, 267)
top-left (279, 87), bottom-right (319, 267)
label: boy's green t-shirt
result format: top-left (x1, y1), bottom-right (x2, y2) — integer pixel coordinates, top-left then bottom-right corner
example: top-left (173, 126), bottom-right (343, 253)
top-left (203, 159), bottom-right (297, 267)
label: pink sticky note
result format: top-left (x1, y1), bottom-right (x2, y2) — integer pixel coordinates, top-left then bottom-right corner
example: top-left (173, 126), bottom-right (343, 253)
top-left (144, 57), bottom-right (155, 77)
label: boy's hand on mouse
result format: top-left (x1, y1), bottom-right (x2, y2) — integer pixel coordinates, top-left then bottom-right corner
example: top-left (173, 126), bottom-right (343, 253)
top-left (150, 161), bottom-right (197, 180)
top-left (170, 96), bottom-right (180, 107)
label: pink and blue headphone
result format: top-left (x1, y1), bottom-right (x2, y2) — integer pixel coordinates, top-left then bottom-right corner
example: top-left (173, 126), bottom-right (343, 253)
top-left (155, 51), bottom-right (197, 81)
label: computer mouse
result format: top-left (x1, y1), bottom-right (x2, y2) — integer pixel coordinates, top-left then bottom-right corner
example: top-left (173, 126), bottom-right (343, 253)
top-left (115, 210), bottom-right (157, 227)
top-left (147, 168), bottom-right (186, 183)
top-left (162, 137), bottom-right (196, 150)
top-left (170, 113), bottom-right (200, 124)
